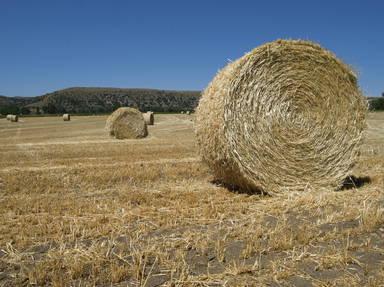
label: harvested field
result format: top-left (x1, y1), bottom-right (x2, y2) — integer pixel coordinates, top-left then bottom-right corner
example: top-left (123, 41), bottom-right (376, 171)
top-left (0, 113), bottom-right (383, 286)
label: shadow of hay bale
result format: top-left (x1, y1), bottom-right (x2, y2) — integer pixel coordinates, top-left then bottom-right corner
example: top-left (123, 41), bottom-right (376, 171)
top-left (212, 175), bottom-right (371, 194)
top-left (210, 179), bottom-right (267, 196)
top-left (340, 175), bottom-right (371, 190)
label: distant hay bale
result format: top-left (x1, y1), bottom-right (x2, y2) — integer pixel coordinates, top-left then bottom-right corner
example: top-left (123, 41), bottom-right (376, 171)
top-left (106, 107), bottom-right (148, 139)
top-left (6, 115), bottom-right (12, 121)
top-left (181, 111), bottom-right (184, 114)
top-left (63, 114), bottom-right (71, 121)
top-left (143, 111), bottom-right (154, 125)
top-left (195, 39), bottom-right (367, 195)
top-left (10, 115), bottom-right (18, 122)
top-left (186, 111), bottom-right (191, 115)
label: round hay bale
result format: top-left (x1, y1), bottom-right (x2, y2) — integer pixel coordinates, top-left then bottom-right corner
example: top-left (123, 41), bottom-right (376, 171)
top-left (6, 114), bottom-right (12, 121)
top-left (143, 111), bottom-right (154, 125)
top-left (195, 40), bottom-right (367, 194)
top-left (10, 115), bottom-right (18, 122)
top-left (186, 111), bottom-right (191, 115)
top-left (106, 107), bottom-right (148, 139)
top-left (181, 111), bottom-right (184, 114)
top-left (63, 114), bottom-right (71, 121)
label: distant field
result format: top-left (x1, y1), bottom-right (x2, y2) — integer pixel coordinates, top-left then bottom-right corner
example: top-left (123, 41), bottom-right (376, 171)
top-left (0, 113), bottom-right (383, 286)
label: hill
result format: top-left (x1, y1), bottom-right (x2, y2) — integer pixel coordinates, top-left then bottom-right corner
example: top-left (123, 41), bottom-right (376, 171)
top-left (40, 87), bottom-right (201, 113)
top-left (0, 95), bottom-right (42, 115)
top-left (0, 87), bottom-right (201, 115)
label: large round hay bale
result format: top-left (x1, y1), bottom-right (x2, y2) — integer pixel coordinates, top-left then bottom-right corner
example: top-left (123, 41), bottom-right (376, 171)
top-left (6, 115), bottom-right (12, 121)
top-left (106, 107), bottom-right (148, 139)
top-left (63, 114), bottom-right (71, 121)
top-left (10, 115), bottom-right (18, 122)
top-left (143, 111), bottom-right (154, 125)
top-left (195, 40), bottom-right (367, 194)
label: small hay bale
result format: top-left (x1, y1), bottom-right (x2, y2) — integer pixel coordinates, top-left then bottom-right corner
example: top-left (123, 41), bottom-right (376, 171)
top-left (186, 111), bottom-right (191, 115)
top-left (6, 115), bottom-right (12, 121)
top-left (10, 115), bottom-right (18, 122)
top-left (143, 111), bottom-right (154, 125)
top-left (195, 39), bottom-right (367, 195)
top-left (63, 114), bottom-right (71, 121)
top-left (106, 107), bottom-right (148, 139)
top-left (181, 111), bottom-right (184, 114)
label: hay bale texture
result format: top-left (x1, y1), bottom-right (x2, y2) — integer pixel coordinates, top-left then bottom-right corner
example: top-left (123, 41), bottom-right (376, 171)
top-left (10, 115), bottom-right (18, 122)
top-left (63, 114), bottom-right (71, 121)
top-left (195, 40), bottom-right (367, 194)
top-left (143, 111), bottom-right (154, 125)
top-left (106, 107), bottom-right (148, 139)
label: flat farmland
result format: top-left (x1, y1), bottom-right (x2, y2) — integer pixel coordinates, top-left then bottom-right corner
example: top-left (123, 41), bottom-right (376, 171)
top-left (0, 113), bottom-right (383, 286)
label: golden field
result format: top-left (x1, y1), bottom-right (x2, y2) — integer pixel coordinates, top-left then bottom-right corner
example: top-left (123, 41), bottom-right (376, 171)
top-left (0, 113), bottom-right (383, 286)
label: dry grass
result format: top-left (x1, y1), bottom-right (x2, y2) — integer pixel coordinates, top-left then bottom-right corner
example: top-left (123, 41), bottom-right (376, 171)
top-left (0, 113), bottom-right (383, 286)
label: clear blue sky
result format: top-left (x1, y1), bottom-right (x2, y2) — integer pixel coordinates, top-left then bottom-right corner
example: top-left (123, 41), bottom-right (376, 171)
top-left (0, 0), bottom-right (383, 97)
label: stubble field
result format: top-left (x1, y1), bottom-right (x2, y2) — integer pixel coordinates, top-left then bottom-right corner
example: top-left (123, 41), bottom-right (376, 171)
top-left (0, 113), bottom-right (383, 286)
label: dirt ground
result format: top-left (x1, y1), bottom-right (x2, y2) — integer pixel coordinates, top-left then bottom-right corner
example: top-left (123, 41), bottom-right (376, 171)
top-left (0, 113), bottom-right (383, 286)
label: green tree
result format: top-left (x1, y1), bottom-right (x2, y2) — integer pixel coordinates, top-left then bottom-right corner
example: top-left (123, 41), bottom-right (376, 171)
top-left (20, 107), bottom-right (31, 115)
top-left (0, 105), bottom-right (19, 115)
top-left (370, 98), bottom-right (384, 111)
top-left (42, 103), bottom-right (58, 114)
